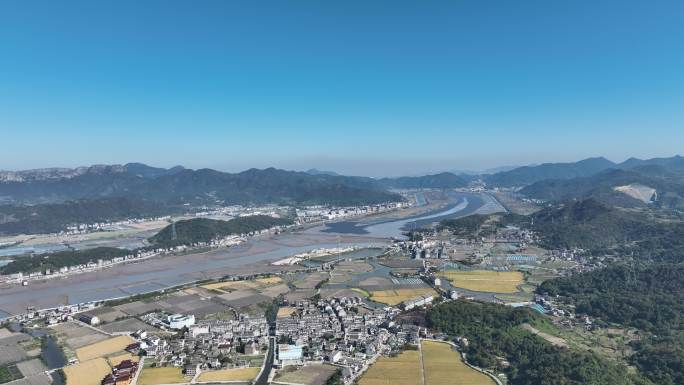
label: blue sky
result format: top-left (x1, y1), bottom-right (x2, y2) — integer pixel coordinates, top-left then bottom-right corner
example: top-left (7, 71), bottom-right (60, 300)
top-left (1, 1), bottom-right (682, 176)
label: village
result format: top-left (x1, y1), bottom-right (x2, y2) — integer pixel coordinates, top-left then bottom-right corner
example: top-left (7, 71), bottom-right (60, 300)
top-left (0, 191), bottom-right (618, 385)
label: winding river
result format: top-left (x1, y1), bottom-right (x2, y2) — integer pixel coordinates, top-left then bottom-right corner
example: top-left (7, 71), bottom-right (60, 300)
top-left (0, 191), bottom-right (503, 317)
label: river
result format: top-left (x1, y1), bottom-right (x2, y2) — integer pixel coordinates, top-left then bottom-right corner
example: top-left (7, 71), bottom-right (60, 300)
top-left (315, 191), bottom-right (499, 239)
top-left (0, 192), bottom-right (503, 318)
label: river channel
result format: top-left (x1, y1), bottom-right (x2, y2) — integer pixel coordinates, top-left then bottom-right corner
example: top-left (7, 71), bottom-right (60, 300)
top-left (0, 192), bottom-right (503, 318)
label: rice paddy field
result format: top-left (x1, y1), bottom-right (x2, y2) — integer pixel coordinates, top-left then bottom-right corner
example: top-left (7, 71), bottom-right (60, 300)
top-left (358, 350), bottom-right (422, 385)
top-left (196, 367), bottom-right (260, 382)
top-left (137, 367), bottom-right (187, 385)
top-left (62, 357), bottom-right (112, 385)
top-left (202, 277), bottom-right (283, 293)
top-left (421, 341), bottom-right (495, 385)
top-left (276, 307), bottom-right (297, 318)
top-left (360, 342), bottom-right (495, 385)
top-left (52, 322), bottom-right (110, 350)
top-left (275, 364), bottom-right (339, 385)
top-left (75, 336), bottom-right (135, 362)
top-left (107, 352), bottom-right (139, 366)
top-left (438, 270), bottom-right (524, 293)
top-left (369, 288), bottom-right (436, 306)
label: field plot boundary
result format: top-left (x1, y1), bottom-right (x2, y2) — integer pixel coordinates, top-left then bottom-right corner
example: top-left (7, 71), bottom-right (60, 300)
top-left (195, 367), bottom-right (260, 383)
top-left (420, 339), bottom-right (500, 385)
top-left (438, 270), bottom-right (524, 294)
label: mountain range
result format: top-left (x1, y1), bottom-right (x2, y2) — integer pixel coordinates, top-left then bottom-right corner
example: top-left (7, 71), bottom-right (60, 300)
top-left (0, 164), bottom-right (401, 206)
top-left (2, 154), bottom-right (683, 210)
top-left (518, 156), bottom-right (684, 209)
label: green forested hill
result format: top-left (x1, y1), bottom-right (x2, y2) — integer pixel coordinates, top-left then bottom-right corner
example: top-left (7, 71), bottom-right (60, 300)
top-left (149, 215), bottom-right (293, 248)
top-left (528, 199), bottom-right (684, 261)
top-left (520, 168), bottom-right (684, 209)
top-left (538, 263), bottom-right (684, 332)
top-left (426, 300), bottom-right (648, 385)
top-left (0, 165), bottom-right (402, 207)
top-left (0, 197), bottom-right (175, 235)
top-left (0, 247), bottom-right (130, 275)
top-left (537, 264), bottom-right (684, 385)
top-left (484, 157), bottom-right (616, 187)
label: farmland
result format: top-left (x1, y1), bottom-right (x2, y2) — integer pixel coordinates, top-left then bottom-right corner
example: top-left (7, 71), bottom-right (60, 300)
top-left (360, 341), bottom-right (495, 385)
top-left (421, 340), bottom-right (495, 385)
top-left (275, 364), bottom-right (339, 385)
top-left (438, 270), bottom-right (523, 293)
top-left (137, 367), bottom-right (187, 385)
top-left (202, 277), bottom-right (283, 293)
top-left (74, 336), bottom-right (135, 362)
top-left (276, 307), bottom-right (297, 318)
top-left (369, 288), bottom-right (436, 306)
top-left (107, 353), bottom-right (139, 366)
top-left (358, 350), bottom-right (422, 385)
top-left (52, 322), bottom-right (109, 350)
top-left (196, 367), bottom-right (260, 382)
top-left (62, 358), bottom-right (112, 385)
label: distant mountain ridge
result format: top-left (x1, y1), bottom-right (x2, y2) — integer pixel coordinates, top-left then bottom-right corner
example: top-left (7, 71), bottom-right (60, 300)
top-left (3, 155), bottom-right (683, 207)
top-left (518, 157), bottom-right (684, 209)
top-left (378, 172), bottom-right (470, 189)
top-left (0, 164), bottom-right (401, 206)
top-left (484, 157), bottom-right (617, 187)
top-left (0, 163), bottom-right (186, 182)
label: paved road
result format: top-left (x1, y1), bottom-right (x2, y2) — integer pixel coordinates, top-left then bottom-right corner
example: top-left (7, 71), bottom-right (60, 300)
top-left (254, 337), bottom-right (275, 385)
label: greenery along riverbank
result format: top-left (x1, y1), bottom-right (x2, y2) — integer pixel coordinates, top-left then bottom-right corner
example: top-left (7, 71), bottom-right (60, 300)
top-left (426, 300), bottom-right (650, 385)
top-left (0, 215), bottom-right (292, 275)
top-left (0, 247), bottom-right (129, 275)
top-left (148, 215), bottom-right (293, 248)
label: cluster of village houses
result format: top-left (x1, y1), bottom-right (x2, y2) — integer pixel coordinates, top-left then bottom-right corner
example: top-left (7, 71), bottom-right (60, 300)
top-left (126, 295), bottom-right (424, 383)
top-left (63, 216), bottom-right (171, 235)
top-left (130, 313), bottom-right (269, 375)
top-left (294, 202), bottom-right (408, 223)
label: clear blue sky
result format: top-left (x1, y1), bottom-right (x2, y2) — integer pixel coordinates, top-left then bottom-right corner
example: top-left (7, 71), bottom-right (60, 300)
top-left (1, 1), bottom-right (682, 176)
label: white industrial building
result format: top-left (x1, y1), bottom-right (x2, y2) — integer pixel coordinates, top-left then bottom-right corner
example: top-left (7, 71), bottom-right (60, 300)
top-left (167, 314), bottom-right (195, 329)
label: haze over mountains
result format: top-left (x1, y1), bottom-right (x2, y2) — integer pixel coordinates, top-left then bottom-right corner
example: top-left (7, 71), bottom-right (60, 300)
top-left (1, 155), bottom-right (683, 207)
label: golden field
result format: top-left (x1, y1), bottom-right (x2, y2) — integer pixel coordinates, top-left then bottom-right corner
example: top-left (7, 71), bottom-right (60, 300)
top-left (201, 277), bottom-right (283, 292)
top-left (358, 350), bottom-right (422, 385)
top-left (369, 288), bottom-right (436, 306)
top-left (63, 358), bottom-right (111, 385)
top-left (75, 335), bottom-right (135, 362)
top-left (438, 270), bottom-right (523, 293)
top-left (196, 367), bottom-right (260, 382)
top-left (421, 341), bottom-right (495, 385)
top-left (276, 307), bottom-right (297, 318)
top-left (107, 352), bottom-right (140, 366)
top-left (137, 367), bottom-right (187, 385)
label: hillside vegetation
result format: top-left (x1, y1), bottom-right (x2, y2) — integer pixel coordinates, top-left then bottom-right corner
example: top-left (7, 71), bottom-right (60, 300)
top-left (0, 165), bottom-right (402, 207)
top-left (538, 264), bottom-right (684, 385)
top-left (538, 263), bottom-right (684, 332)
top-left (149, 215), bottom-right (293, 248)
top-left (426, 301), bottom-right (648, 385)
top-left (0, 197), bottom-right (174, 235)
top-left (484, 157), bottom-right (616, 187)
top-left (0, 247), bottom-right (130, 275)
top-left (520, 168), bottom-right (684, 209)
top-left (528, 199), bottom-right (684, 261)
